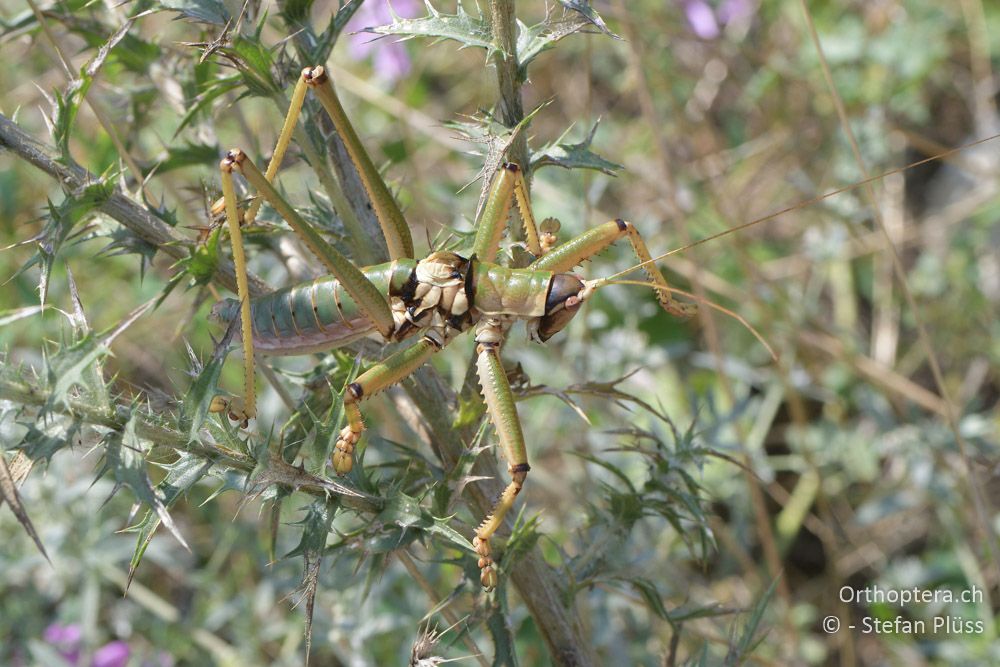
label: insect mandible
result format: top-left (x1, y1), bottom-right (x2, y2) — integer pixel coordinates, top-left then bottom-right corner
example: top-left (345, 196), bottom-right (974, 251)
top-left (208, 65), bottom-right (698, 590)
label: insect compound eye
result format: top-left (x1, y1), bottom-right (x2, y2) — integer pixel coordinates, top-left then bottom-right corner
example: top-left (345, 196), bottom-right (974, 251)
top-left (536, 273), bottom-right (585, 342)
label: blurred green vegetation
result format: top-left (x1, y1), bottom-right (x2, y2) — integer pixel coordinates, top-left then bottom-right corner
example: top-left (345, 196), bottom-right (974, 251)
top-left (2, 0), bottom-right (1000, 665)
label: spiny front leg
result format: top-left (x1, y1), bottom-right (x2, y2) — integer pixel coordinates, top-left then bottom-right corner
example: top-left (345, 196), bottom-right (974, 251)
top-left (472, 318), bottom-right (529, 591)
top-left (332, 337), bottom-right (443, 474)
top-left (529, 218), bottom-right (697, 318)
top-left (472, 163), bottom-right (555, 263)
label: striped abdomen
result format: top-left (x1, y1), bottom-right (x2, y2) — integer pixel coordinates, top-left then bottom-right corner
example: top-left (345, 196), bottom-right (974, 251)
top-left (211, 260), bottom-right (416, 355)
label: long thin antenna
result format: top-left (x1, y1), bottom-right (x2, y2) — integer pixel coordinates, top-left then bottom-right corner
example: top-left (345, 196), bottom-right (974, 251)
top-left (603, 132), bottom-right (1000, 282)
top-left (587, 278), bottom-right (778, 362)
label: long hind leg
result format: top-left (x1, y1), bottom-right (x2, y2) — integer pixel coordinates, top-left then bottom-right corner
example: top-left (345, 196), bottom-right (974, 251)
top-left (212, 67), bottom-right (410, 421)
top-left (303, 66), bottom-right (413, 260)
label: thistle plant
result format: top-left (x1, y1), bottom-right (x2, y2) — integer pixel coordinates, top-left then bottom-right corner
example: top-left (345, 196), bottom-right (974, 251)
top-left (0, 1), bottom-right (727, 664)
top-left (4, 1), bottom-right (997, 666)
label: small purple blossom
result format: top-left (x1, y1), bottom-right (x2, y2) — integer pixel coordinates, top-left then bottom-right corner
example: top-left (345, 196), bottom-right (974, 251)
top-left (682, 0), bottom-right (755, 40)
top-left (44, 623), bottom-right (82, 665)
top-left (346, 0), bottom-right (420, 83)
top-left (92, 641), bottom-right (130, 667)
top-left (42, 623), bottom-right (132, 667)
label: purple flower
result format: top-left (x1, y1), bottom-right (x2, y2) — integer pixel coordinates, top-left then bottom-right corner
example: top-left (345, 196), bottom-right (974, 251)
top-left (682, 0), bottom-right (755, 40)
top-left (346, 0), bottom-right (420, 83)
top-left (92, 641), bottom-right (130, 667)
top-left (44, 623), bottom-right (82, 665)
top-left (684, 1), bottom-right (720, 39)
top-left (41, 624), bottom-right (132, 667)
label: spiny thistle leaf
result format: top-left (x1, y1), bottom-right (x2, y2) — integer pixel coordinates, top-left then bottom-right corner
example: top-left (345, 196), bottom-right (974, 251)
top-left (173, 74), bottom-right (241, 137)
top-left (361, 2), bottom-right (495, 55)
top-left (485, 588), bottom-right (517, 667)
top-left (558, 1), bottom-right (620, 39)
top-left (531, 121), bottom-right (622, 176)
top-left (446, 103), bottom-right (547, 221)
top-left (45, 297), bottom-right (150, 412)
top-left (304, 356), bottom-right (361, 476)
top-left (500, 509), bottom-right (541, 577)
top-left (126, 453), bottom-right (213, 588)
top-left (0, 306), bottom-right (45, 328)
top-left (45, 334), bottom-right (111, 412)
top-left (375, 491), bottom-right (471, 552)
top-left (51, 18), bottom-right (135, 158)
top-left (157, 0), bottom-right (231, 25)
top-left (284, 499), bottom-right (334, 664)
top-left (0, 453), bottom-right (50, 562)
top-left (165, 224), bottom-right (222, 299)
top-left (217, 35), bottom-right (281, 97)
top-left (101, 413), bottom-right (190, 550)
top-left (150, 140), bottom-right (220, 173)
top-left (14, 421), bottom-right (82, 464)
top-left (625, 576), bottom-right (671, 621)
top-left (179, 329), bottom-right (231, 443)
top-left (13, 177), bottom-right (115, 306)
top-left (517, 2), bottom-right (619, 74)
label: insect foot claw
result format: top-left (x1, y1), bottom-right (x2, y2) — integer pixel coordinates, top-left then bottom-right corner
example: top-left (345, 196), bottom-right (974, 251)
top-left (332, 425), bottom-right (360, 475)
top-left (473, 535), bottom-right (498, 591)
top-left (209, 396), bottom-right (253, 428)
top-left (665, 301), bottom-right (698, 318)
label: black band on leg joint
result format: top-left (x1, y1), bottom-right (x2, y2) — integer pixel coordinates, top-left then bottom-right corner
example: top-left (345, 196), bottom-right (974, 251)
top-left (510, 463), bottom-right (531, 473)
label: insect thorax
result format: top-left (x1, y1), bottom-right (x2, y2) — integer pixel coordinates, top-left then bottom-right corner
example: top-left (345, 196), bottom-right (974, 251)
top-left (390, 251), bottom-right (476, 346)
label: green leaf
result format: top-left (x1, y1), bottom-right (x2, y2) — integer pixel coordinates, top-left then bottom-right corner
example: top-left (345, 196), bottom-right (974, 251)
top-left (285, 500), bottom-right (333, 560)
top-left (0, 306), bottom-right (44, 328)
top-left (516, 3), bottom-right (620, 73)
top-left (157, 0), bottom-right (230, 25)
top-left (127, 453), bottom-right (212, 587)
top-left (361, 2), bottom-right (495, 54)
top-left (728, 576), bottom-right (780, 663)
top-left (152, 140), bottom-right (220, 173)
top-left (219, 36), bottom-right (280, 97)
top-left (45, 334), bottom-right (111, 412)
top-left (101, 413), bottom-right (190, 550)
top-left (285, 499), bottom-right (334, 662)
top-left (446, 103), bottom-right (547, 221)
top-left (485, 586), bottom-right (518, 667)
top-left (14, 177), bottom-right (114, 305)
top-left (558, 1), bottom-right (620, 39)
top-left (51, 18), bottom-right (135, 157)
top-left (368, 492), bottom-right (472, 553)
top-left (305, 357), bottom-right (361, 475)
top-left (531, 121), bottom-right (622, 176)
top-left (45, 298), bottom-right (149, 413)
top-left (178, 335), bottom-right (231, 443)
top-left (10, 421), bottom-right (78, 462)
top-left (501, 510), bottom-right (541, 576)
top-left (174, 75), bottom-right (241, 137)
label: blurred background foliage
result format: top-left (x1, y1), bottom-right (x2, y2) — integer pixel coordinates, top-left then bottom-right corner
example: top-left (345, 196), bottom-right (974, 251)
top-left (2, 0), bottom-right (1000, 665)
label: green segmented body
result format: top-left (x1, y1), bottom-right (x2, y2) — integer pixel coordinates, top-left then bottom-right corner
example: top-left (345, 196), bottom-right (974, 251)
top-left (213, 260), bottom-right (415, 355)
